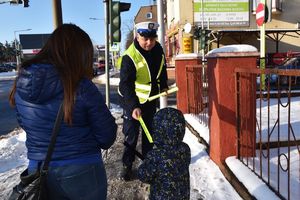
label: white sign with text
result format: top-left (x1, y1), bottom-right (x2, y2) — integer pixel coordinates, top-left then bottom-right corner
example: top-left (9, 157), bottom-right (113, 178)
top-left (194, 0), bottom-right (250, 27)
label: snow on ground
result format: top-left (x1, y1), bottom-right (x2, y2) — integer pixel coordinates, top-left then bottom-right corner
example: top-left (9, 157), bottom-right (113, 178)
top-left (0, 108), bottom-right (242, 200)
top-left (185, 96), bottom-right (300, 200)
top-left (0, 71), bottom-right (17, 80)
top-left (184, 129), bottom-right (242, 200)
top-left (2, 70), bottom-right (297, 199)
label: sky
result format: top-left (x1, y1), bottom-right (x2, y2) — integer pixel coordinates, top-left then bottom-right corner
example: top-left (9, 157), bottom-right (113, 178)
top-left (0, 71), bottom-right (298, 200)
top-left (0, 0), bottom-right (154, 46)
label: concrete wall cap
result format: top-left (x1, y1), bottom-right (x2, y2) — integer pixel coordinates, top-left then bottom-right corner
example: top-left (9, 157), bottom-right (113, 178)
top-left (207, 44), bottom-right (258, 58)
top-left (175, 53), bottom-right (203, 60)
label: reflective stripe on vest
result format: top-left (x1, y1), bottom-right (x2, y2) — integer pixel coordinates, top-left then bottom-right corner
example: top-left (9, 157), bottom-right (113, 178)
top-left (118, 43), bottom-right (164, 104)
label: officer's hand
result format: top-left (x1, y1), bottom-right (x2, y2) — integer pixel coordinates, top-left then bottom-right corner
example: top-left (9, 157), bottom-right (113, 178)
top-left (132, 108), bottom-right (142, 120)
top-left (162, 88), bottom-right (168, 96)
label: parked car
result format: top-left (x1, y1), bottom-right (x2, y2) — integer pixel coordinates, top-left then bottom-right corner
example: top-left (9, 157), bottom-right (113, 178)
top-left (0, 64), bottom-right (7, 72)
top-left (257, 57), bottom-right (300, 90)
top-left (98, 60), bottom-right (105, 71)
top-left (270, 57), bottom-right (300, 86)
top-left (256, 57), bottom-right (300, 90)
top-left (0, 63), bottom-right (16, 72)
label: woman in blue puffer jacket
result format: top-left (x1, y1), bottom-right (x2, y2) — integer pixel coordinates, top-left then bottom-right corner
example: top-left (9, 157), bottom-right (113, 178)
top-left (9, 24), bottom-right (117, 200)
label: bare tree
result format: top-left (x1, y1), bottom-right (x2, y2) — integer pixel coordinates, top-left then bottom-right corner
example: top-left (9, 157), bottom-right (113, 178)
top-left (122, 21), bottom-right (134, 51)
top-left (125, 29), bottom-right (134, 49)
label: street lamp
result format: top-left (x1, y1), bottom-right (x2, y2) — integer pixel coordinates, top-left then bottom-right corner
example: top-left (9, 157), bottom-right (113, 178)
top-left (89, 17), bottom-right (105, 62)
top-left (90, 15), bottom-right (110, 107)
top-left (14, 28), bottom-right (31, 70)
top-left (89, 17), bottom-right (104, 21)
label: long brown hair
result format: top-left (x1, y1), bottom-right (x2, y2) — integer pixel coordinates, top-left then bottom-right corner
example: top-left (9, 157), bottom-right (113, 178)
top-left (9, 24), bottom-right (94, 124)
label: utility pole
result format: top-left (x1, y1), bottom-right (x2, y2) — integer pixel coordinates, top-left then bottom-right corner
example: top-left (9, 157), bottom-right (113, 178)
top-left (104, 0), bottom-right (111, 108)
top-left (260, 0), bottom-right (266, 90)
top-left (14, 28), bottom-right (32, 70)
top-left (106, 0), bottom-right (130, 107)
top-left (201, 0), bottom-right (205, 63)
top-left (157, 0), bottom-right (167, 108)
top-left (52, 0), bottom-right (63, 29)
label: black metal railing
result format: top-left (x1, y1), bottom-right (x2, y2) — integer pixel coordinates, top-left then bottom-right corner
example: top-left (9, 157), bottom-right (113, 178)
top-left (235, 67), bottom-right (300, 200)
top-left (186, 64), bottom-right (209, 127)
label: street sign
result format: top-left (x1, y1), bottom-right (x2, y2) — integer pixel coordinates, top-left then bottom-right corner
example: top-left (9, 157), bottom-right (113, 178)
top-left (256, 3), bottom-right (265, 26)
top-left (110, 42), bottom-right (120, 52)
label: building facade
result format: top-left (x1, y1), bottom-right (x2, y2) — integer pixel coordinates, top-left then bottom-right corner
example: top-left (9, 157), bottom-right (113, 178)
top-left (165, 0), bottom-right (300, 66)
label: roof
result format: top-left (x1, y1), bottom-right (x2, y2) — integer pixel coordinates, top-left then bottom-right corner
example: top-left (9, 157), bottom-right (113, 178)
top-left (212, 28), bottom-right (300, 40)
top-left (134, 5), bottom-right (157, 24)
top-left (210, 29), bottom-right (300, 52)
top-left (213, 28), bottom-right (300, 35)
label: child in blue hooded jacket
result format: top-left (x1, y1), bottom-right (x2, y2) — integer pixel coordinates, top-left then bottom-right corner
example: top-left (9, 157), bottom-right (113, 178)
top-left (137, 107), bottom-right (191, 200)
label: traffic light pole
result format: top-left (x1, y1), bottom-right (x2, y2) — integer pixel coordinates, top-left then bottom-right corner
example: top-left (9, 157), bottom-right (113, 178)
top-left (104, 0), bottom-right (111, 108)
top-left (107, 0), bottom-right (130, 108)
top-left (157, 0), bottom-right (167, 109)
top-left (260, 0), bottom-right (266, 90)
top-left (201, 0), bottom-right (205, 86)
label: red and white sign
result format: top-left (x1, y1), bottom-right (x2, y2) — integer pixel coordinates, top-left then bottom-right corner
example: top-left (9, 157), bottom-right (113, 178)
top-left (22, 49), bottom-right (41, 55)
top-left (256, 3), bottom-right (265, 26)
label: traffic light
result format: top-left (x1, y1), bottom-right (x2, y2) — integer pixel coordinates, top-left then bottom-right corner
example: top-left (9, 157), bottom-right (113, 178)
top-left (193, 27), bottom-right (201, 40)
top-left (192, 26), bottom-right (211, 50)
top-left (200, 29), bottom-right (211, 50)
top-left (9, 0), bottom-right (29, 7)
top-left (9, 0), bottom-right (22, 4)
top-left (200, 29), bottom-right (206, 49)
top-left (109, 1), bottom-right (131, 43)
top-left (265, 0), bottom-right (272, 23)
top-left (23, 0), bottom-right (29, 7)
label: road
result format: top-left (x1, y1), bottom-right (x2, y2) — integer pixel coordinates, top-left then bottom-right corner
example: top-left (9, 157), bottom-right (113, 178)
top-left (0, 76), bottom-right (176, 136)
top-left (95, 84), bottom-right (120, 106)
top-left (0, 80), bottom-right (120, 136)
top-left (0, 80), bottom-right (17, 136)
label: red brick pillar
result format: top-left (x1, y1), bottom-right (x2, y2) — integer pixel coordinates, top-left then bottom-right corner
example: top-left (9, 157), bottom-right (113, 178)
top-left (175, 53), bottom-right (202, 114)
top-left (207, 49), bottom-right (259, 165)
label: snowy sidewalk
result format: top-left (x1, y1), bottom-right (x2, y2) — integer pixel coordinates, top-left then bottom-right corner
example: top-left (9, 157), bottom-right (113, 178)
top-left (185, 114), bottom-right (283, 200)
top-left (0, 116), bottom-right (243, 200)
top-left (0, 71), bottom-right (285, 199)
top-left (183, 127), bottom-right (242, 199)
top-left (71, 72), bottom-right (291, 199)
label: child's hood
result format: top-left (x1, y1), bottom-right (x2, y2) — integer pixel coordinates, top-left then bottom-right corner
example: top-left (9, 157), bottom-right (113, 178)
top-left (152, 107), bottom-right (185, 146)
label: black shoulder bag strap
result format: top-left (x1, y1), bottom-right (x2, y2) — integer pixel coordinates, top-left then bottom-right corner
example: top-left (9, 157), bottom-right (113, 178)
top-left (42, 103), bottom-right (64, 171)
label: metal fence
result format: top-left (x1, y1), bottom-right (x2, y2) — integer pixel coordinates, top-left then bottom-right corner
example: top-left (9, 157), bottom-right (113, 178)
top-left (186, 64), bottom-right (209, 127)
top-left (235, 67), bottom-right (300, 200)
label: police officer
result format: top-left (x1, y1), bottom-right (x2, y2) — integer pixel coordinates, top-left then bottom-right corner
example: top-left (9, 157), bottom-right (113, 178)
top-left (118, 21), bottom-right (168, 181)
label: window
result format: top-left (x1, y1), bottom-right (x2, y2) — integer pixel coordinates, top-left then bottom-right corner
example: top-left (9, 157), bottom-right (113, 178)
top-left (146, 12), bottom-right (153, 19)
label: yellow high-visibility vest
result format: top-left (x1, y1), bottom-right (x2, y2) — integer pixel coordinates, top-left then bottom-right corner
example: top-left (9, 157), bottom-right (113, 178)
top-left (118, 43), bottom-right (164, 104)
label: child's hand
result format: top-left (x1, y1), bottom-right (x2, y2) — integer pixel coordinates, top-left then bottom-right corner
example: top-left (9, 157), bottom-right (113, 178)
top-left (132, 108), bottom-right (142, 120)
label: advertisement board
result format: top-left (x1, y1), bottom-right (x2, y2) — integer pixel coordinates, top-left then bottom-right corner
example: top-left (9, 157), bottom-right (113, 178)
top-left (194, 0), bottom-right (250, 27)
top-left (19, 34), bottom-right (50, 55)
top-left (183, 37), bottom-right (192, 53)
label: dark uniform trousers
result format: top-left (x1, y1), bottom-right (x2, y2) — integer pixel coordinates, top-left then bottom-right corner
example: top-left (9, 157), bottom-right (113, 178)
top-left (122, 101), bottom-right (157, 167)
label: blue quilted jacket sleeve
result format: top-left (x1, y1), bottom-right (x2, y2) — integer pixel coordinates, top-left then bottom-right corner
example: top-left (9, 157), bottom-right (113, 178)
top-left (78, 79), bottom-right (117, 150)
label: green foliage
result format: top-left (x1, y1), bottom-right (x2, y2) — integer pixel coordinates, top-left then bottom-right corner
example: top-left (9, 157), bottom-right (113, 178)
top-left (0, 41), bottom-right (16, 63)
